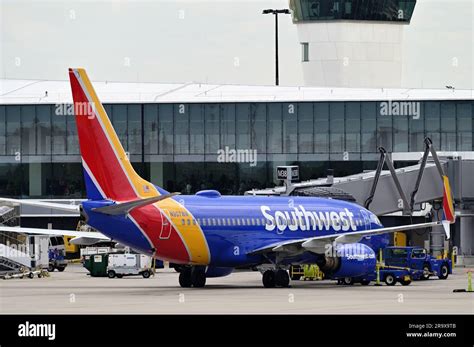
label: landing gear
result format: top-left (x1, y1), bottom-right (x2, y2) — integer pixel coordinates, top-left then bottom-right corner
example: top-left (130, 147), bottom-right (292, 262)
top-left (262, 269), bottom-right (290, 288)
top-left (262, 270), bottom-right (275, 288)
top-left (275, 269), bottom-right (290, 288)
top-left (179, 266), bottom-right (206, 288)
top-left (179, 267), bottom-right (192, 288)
top-left (191, 267), bottom-right (206, 288)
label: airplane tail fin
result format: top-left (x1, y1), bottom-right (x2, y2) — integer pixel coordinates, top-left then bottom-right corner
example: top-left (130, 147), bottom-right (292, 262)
top-left (68, 68), bottom-right (160, 201)
top-left (441, 175), bottom-right (455, 239)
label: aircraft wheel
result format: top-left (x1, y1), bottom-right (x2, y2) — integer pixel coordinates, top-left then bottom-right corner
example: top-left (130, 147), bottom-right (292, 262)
top-left (116, 274), bottom-right (123, 278)
top-left (275, 269), bottom-right (290, 288)
top-left (438, 264), bottom-right (449, 280)
top-left (191, 267), bottom-right (206, 288)
top-left (262, 270), bottom-right (276, 288)
top-left (384, 274), bottom-right (396, 286)
top-left (107, 270), bottom-right (116, 279)
top-left (48, 264), bottom-right (55, 272)
top-left (57, 266), bottom-right (66, 272)
top-left (360, 279), bottom-right (370, 285)
top-left (142, 270), bottom-right (151, 279)
top-left (179, 267), bottom-right (192, 288)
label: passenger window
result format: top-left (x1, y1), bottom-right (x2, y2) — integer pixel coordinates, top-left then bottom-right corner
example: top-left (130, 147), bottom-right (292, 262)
top-left (181, 219), bottom-right (185, 225)
top-left (187, 219), bottom-right (191, 225)
top-left (236, 219), bottom-right (241, 226)
top-left (212, 218), bottom-right (216, 226)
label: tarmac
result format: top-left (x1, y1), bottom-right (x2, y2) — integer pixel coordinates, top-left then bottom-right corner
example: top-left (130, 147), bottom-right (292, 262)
top-left (1, 264), bottom-right (473, 314)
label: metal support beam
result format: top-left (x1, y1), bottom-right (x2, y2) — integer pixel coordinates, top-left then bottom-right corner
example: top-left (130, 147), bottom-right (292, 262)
top-left (364, 148), bottom-right (385, 210)
top-left (409, 140), bottom-right (431, 212)
top-left (384, 152), bottom-right (411, 215)
top-left (365, 147), bottom-right (410, 214)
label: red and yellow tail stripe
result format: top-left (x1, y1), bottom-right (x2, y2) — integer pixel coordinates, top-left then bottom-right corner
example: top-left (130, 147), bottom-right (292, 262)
top-left (442, 175), bottom-right (455, 223)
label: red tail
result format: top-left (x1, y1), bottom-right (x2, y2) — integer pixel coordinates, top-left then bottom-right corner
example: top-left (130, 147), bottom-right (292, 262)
top-left (68, 68), bottom-right (159, 201)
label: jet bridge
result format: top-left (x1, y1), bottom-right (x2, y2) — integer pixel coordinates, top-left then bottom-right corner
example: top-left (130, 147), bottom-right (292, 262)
top-left (246, 139), bottom-right (474, 263)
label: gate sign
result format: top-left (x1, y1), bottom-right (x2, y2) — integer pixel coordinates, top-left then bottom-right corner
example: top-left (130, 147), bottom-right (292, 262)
top-left (277, 166), bottom-right (299, 182)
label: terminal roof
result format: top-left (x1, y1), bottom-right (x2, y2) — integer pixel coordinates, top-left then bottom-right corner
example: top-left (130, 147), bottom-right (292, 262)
top-left (1, 78), bottom-right (472, 104)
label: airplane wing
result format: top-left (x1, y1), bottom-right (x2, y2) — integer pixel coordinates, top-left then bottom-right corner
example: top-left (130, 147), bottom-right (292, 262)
top-left (248, 221), bottom-right (443, 256)
top-left (0, 198), bottom-right (80, 213)
top-left (0, 225), bottom-right (110, 244)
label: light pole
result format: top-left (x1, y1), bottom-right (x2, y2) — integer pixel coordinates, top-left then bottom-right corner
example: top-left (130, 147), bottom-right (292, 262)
top-left (262, 9), bottom-right (291, 86)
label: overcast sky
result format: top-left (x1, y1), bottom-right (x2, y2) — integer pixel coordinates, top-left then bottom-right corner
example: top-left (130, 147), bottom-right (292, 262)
top-left (0, 0), bottom-right (303, 86)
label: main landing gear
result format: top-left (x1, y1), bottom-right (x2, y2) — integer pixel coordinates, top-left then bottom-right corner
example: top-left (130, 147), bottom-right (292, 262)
top-left (262, 269), bottom-right (290, 288)
top-left (179, 266), bottom-right (206, 288)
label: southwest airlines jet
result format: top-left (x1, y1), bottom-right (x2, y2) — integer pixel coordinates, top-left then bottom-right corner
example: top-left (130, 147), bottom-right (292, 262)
top-left (0, 69), bottom-right (455, 288)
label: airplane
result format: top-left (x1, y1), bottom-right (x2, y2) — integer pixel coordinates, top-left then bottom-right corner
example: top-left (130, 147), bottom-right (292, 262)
top-left (0, 68), bottom-right (456, 288)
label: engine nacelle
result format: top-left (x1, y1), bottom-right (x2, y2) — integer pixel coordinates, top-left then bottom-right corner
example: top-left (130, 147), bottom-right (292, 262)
top-left (319, 243), bottom-right (376, 279)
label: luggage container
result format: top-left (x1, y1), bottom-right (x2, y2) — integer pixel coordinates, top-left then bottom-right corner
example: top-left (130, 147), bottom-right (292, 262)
top-left (83, 253), bottom-right (109, 277)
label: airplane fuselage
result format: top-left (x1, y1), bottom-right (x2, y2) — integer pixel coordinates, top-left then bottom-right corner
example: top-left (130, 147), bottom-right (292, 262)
top-left (83, 191), bottom-right (383, 268)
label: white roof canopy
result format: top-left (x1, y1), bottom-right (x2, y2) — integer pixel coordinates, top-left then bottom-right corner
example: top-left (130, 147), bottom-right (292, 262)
top-left (1, 78), bottom-right (472, 105)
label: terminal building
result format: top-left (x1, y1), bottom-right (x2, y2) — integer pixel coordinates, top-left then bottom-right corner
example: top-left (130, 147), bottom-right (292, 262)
top-left (0, 82), bottom-right (472, 199)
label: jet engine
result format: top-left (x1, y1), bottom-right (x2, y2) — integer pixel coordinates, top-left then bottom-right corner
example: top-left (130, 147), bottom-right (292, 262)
top-left (317, 243), bottom-right (376, 279)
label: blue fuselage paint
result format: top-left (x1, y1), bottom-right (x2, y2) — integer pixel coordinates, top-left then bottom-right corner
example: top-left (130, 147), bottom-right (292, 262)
top-left (82, 193), bottom-right (384, 268)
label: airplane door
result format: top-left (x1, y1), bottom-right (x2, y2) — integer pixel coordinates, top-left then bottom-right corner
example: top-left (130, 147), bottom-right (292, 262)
top-left (159, 209), bottom-right (172, 240)
top-left (360, 210), bottom-right (371, 231)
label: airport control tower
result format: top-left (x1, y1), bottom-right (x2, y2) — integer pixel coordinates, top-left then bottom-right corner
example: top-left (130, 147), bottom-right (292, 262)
top-left (290, 0), bottom-right (473, 89)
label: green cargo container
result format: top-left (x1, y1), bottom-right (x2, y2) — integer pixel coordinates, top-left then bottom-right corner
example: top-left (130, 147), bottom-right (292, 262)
top-left (83, 253), bottom-right (109, 277)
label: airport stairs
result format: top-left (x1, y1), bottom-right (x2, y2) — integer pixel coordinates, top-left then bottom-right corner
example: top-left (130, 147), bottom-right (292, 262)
top-left (0, 255), bottom-right (27, 273)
